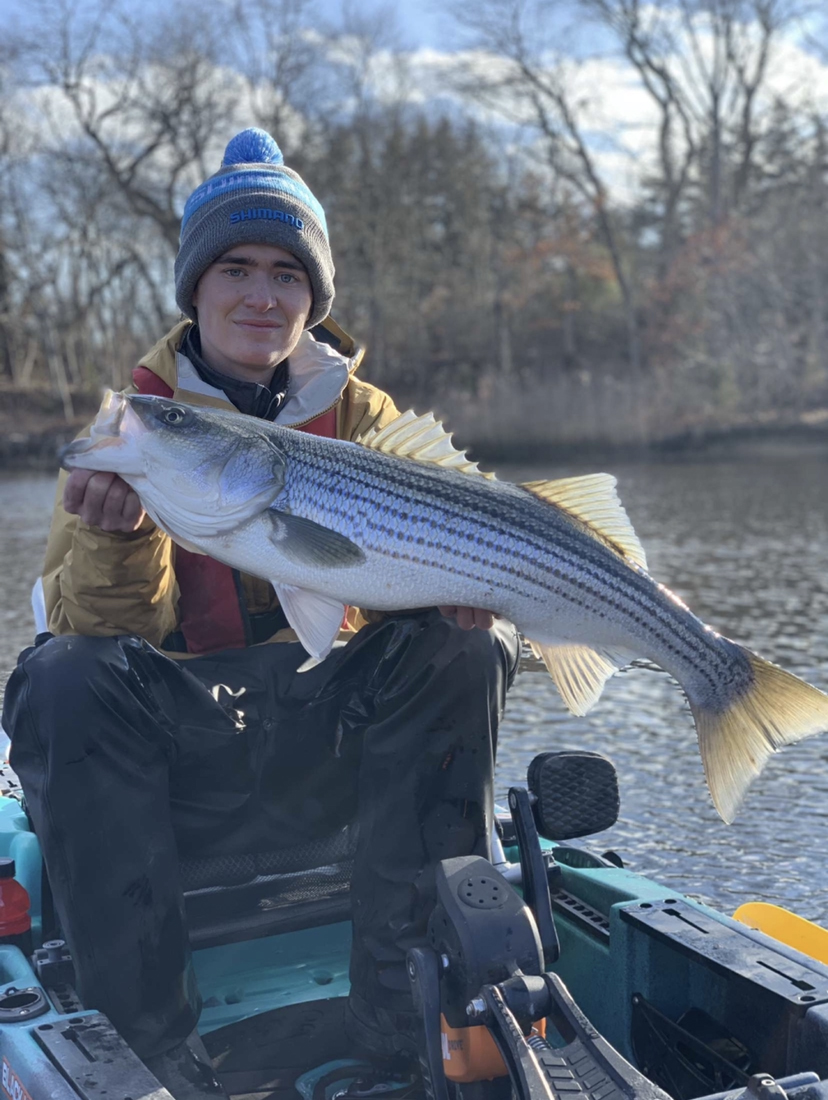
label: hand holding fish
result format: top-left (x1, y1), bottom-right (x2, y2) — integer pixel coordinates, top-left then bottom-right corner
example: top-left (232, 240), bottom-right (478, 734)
top-left (439, 606), bottom-right (499, 630)
top-left (63, 469), bottom-right (145, 533)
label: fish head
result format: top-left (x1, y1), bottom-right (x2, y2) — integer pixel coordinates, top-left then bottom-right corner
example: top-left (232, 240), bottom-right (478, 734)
top-left (61, 389), bottom-right (145, 476)
top-left (62, 391), bottom-right (289, 539)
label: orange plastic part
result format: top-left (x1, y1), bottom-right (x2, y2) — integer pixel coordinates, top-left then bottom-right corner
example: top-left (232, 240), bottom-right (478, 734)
top-left (734, 902), bottom-right (828, 965)
top-left (440, 1014), bottom-right (547, 1083)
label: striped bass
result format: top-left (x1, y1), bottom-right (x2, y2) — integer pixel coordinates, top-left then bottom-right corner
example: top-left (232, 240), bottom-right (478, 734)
top-left (62, 390), bottom-right (828, 823)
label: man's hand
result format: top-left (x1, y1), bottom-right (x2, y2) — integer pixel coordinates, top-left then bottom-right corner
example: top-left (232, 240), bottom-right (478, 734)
top-left (439, 606), bottom-right (499, 631)
top-left (64, 470), bottom-right (145, 533)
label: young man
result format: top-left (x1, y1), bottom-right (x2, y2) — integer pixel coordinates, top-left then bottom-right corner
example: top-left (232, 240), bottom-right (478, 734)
top-left (1, 129), bottom-right (520, 1100)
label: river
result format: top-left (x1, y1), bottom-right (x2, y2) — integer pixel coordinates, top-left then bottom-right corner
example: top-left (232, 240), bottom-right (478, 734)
top-left (1, 446), bottom-right (828, 920)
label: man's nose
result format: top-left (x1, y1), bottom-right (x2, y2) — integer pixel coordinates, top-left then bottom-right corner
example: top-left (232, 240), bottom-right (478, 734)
top-left (244, 275), bottom-right (279, 309)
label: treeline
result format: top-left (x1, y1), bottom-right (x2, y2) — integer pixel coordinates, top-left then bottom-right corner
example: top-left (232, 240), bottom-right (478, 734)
top-left (0, 0), bottom-right (827, 452)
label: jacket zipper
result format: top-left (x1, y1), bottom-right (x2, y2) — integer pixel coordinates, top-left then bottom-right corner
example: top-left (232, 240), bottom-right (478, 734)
top-left (283, 398), bottom-right (340, 431)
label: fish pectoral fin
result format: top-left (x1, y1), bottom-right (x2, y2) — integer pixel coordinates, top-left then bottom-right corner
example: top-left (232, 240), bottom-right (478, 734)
top-left (267, 510), bottom-right (365, 567)
top-left (528, 641), bottom-right (626, 716)
top-left (520, 474), bottom-right (647, 571)
top-left (273, 584), bottom-right (346, 661)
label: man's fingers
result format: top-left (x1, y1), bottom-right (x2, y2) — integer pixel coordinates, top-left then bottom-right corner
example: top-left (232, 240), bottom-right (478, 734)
top-left (98, 477), bottom-right (131, 531)
top-left (455, 607), bottom-right (476, 630)
top-left (121, 491), bottom-right (146, 531)
top-left (77, 472), bottom-right (118, 526)
top-left (65, 471), bottom-right (143, 532)
top-left (439, 605), bottom-right (497, 630)
top-left (63, 468), bottom-right (99, 514)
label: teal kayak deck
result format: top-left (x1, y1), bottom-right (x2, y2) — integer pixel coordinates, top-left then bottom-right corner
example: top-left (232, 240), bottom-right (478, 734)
top-left (1, 794), bottom-right (828, 1097)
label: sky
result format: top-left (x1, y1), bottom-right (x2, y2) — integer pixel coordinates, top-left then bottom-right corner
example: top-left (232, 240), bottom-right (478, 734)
top-left (0, 0), bottom-right (455, 51)
top-left (2, 0), bottom-right (828, 206)
top-left (354, 0), bottom-right (449, 50)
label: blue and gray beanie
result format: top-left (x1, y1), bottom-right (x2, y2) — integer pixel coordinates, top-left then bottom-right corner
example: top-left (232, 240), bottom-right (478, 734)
top-left (174, 128), bottom-right (334, 328)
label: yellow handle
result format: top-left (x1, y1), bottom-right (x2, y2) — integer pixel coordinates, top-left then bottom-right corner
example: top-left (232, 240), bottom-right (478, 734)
top-left (733, 902), bottom-right (828, 965)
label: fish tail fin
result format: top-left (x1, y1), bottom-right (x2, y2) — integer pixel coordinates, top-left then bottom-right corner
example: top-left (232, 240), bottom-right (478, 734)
top-left (692, 648), bottom-right (828, 824)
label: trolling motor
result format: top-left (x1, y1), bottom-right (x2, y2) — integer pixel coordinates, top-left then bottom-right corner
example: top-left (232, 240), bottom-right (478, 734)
top-left (408, 750), bottom-right (672, 1100)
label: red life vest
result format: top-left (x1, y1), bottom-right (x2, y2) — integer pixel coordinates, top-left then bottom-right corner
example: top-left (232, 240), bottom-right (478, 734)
top-left (132, 365), bottom-right (338, 655)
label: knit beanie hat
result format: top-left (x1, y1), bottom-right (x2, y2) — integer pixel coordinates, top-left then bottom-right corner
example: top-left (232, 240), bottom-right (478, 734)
top-left (175, 128), bottom-right (334, 328)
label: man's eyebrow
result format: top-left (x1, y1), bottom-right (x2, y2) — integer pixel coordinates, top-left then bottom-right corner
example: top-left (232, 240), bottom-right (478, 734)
top-left (214, 254), bottom-right (256, 266)
top-left (213, 253), bottom-right (305, 271)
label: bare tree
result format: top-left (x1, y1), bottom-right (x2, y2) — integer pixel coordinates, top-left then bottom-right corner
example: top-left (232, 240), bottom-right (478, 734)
top-left (584, 0), bottom-right (801, 233)
top-left (447, 0), bottom-right (644, 373)
top-left (23, 0), bottom-right (245, 252)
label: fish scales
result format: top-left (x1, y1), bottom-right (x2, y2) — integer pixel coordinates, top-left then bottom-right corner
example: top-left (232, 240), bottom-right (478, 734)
top-left (61, 391), bottom-right (828, 823)
top-left (276, 432), bottom-right (746, 697)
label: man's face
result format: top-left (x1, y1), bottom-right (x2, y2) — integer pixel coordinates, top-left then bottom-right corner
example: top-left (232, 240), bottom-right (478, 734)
top-left (191, 243), bottom-right (313, 382)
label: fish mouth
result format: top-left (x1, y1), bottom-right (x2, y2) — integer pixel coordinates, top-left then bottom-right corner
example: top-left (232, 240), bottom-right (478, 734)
top-left (60, 390), bottom-right (129, 469)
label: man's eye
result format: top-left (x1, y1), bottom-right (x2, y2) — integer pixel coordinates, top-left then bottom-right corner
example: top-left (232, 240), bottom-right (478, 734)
top-left (278, 273), bottom-right (296, 283)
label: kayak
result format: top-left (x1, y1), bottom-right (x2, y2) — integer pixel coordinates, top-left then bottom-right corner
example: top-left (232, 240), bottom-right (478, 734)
top-left (0, 748), bottom-right (826, 1100)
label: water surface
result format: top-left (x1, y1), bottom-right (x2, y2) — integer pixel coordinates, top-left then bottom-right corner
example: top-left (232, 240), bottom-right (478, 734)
top-left (1, 449), bottom-right (827, 919)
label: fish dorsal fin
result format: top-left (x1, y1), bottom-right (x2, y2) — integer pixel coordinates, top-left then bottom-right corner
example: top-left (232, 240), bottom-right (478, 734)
top-left (520, 474), bottom-right (647, 570)
top-left (528, 641), bottom-right (628, 716)
top-left (357, 410), bottom-right (496, 479)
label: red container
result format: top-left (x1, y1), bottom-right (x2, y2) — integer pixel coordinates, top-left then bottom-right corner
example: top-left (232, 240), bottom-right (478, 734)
top-left (0, 858), bottom-right (32, 954)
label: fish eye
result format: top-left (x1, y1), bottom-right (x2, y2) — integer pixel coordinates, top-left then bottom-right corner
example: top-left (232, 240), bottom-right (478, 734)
top-left (164, 407), bottom-right (187, 425)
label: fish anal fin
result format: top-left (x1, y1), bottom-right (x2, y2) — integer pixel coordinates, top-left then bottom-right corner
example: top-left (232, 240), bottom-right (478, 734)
top-left (693, 649), bottom-right (828, 824)
top-left (273, 583), bottom-right (346, 661)
top-left (357, 409), bottom-right (496, 479)
top-left (528, 640), bottom-right (624, 716)
top-left (520, 474), bottom-right (647, 571)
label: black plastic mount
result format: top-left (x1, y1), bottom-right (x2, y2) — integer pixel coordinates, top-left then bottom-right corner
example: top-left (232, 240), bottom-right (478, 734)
top-left (528, 751), bottom-right (620, 841)
top-left (621, 900), bottom-right (828, 1010)
top-left (427, 855), bottom-right (544, 1029)
top-left (34, 1012), bottom-right (174, 1099)
top-left (33, 939), bottom-right (76, 991)
top-left (407, 947), bottom-right (450, 1100)
top-left (509, 786), bottom-right (560, 968)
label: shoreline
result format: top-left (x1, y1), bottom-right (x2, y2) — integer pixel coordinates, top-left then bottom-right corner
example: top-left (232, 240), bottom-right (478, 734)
top-left (3, 388), bottom-right (828, 470)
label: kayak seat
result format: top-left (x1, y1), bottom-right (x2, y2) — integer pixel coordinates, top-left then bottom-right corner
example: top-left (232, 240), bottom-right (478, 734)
top-left (180, 826), bottom-right (357, 949)
top-left (0, 751), bottom-right (355, 951)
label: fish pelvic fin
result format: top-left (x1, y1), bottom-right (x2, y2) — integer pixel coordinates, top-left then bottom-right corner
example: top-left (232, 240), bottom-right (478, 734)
top-left (528, 641), bottom-right (625, 716)
top-left (273, 584), bottom-right (346, 661)
top-left (520, 474), bottom-right (647, 571)
top-left (693, 649), bottom-right (828, 824)
top-left (356, 409), bottom-right (496, 478)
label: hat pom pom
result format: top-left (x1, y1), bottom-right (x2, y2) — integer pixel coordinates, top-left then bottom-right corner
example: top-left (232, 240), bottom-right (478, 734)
top-left (222, 128), bottom-right (284, 167)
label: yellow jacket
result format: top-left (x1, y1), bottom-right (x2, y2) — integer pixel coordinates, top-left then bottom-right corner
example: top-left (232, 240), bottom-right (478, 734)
top-left (42, 318), bottom-right (401, 653)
